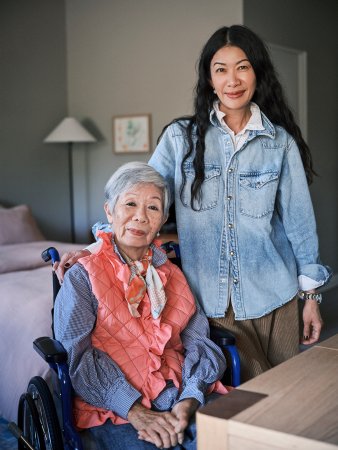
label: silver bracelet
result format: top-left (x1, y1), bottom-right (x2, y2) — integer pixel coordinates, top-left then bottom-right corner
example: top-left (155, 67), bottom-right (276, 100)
top-left (298, 291), bottom-right (322, 304)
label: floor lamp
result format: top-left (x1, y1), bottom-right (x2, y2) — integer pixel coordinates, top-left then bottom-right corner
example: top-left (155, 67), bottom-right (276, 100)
top-left (44, 117), bottom-right (96, 243)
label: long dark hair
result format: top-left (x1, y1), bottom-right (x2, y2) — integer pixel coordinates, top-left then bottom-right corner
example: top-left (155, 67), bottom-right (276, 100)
top-left (158, 25), bottom-right (315, 209)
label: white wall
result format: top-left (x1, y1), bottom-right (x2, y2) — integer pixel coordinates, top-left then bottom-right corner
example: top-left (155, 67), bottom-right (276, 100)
top-left (66, 0), bottom-right (243, 241)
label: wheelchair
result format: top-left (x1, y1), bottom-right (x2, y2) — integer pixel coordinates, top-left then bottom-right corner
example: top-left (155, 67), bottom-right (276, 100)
top-left (11, 244), bottom-right (241, 450)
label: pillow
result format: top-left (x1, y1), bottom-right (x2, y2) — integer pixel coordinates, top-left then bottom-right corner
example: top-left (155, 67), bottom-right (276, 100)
top-left (0, 204), bottom-right (45, 245)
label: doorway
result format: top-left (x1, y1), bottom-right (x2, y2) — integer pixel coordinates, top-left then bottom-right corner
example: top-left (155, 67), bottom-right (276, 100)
top-left (268, 43), bottom-right (307, 139)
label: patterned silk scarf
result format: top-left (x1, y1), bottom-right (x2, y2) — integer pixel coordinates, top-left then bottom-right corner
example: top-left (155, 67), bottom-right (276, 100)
top-left (119, 247), bottom-right (167, 319)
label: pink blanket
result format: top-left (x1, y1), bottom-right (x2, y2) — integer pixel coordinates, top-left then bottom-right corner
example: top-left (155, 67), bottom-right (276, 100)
top-left (0, 241), bottom-right (84, 421)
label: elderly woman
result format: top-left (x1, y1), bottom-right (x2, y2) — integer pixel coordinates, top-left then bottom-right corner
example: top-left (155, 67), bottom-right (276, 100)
top-left (54, 162), bottom-right (227, 450)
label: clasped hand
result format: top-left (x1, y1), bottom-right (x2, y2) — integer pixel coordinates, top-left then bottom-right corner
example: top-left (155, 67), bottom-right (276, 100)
top-left (127, 399), bottom-right (199, 449)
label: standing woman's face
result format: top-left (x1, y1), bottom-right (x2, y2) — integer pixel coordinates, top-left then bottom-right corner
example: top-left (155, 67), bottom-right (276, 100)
top-left (210, 45), bottom-right (256, 116)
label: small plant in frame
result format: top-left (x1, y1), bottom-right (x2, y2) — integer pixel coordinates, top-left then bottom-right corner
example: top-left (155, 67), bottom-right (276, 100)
top-left (113, 114), bottom-right (151, 153)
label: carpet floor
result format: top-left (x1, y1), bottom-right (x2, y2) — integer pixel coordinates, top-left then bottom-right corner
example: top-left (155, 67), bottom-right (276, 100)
top-left (0, 417), bottom-right (18, 449)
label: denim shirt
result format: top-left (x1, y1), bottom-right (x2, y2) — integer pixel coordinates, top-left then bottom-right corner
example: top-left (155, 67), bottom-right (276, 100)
top-left (148, 111), bottom-right (332, 319)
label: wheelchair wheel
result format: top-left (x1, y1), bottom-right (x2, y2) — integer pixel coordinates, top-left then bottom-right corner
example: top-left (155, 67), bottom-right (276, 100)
top-left (18, 376), bottom-right (63, 450)
top-left (18, 392), bottom-right (45, 450)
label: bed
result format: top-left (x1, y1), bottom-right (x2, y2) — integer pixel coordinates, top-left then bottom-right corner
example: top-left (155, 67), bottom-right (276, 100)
top-left (0, 204), bottom-right (85, 422)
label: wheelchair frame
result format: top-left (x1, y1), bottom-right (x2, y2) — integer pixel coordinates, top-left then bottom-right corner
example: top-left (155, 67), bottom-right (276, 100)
top-left (12, 244), bottom-right (240, 450)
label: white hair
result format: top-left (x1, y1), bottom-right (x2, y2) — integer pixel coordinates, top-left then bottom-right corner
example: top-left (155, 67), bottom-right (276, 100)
top-left (104, 162), bottom-right (170, 220)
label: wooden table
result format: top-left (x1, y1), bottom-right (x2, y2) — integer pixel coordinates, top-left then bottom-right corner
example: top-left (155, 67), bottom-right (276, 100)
top-left (197, 335), bottom-right (338, 449)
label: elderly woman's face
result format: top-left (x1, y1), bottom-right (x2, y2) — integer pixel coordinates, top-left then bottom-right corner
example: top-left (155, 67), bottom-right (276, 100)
top-left (104, 183), bottom-right (165, 260)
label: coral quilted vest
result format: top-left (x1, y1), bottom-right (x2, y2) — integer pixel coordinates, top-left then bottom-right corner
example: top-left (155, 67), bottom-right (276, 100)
top-left (74, 233), bottom-right (197, 429)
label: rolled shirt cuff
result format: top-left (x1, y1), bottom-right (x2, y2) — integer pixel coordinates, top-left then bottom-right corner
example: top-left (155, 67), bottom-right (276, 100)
top-left (105, 381), bottom-right (142, 420)
top-left (298, 263), bottom-right (332, 291)
top-left (298, 275), bottom-right (323, 291)
top-left (178, 377), bottom-right (207, 406)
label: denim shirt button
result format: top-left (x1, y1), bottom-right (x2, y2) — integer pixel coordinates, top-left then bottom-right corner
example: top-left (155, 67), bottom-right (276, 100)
top-left (230, 251), bottom-right (235, 256)
top-left (228, 168), bottom-right (234, 173)
top-left (233, 278), bottom-right (239, 284)
top-left (227, 196), bottom-right (232, 201)
top-left (228, 223), bottom-right (233, 228)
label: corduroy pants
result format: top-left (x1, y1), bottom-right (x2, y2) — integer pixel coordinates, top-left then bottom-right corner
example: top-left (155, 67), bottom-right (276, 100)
top-left (209, 298), bottom-right (300, 383)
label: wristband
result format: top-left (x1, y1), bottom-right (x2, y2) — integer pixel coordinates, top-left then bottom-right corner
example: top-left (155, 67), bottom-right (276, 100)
top-left (298, 291), bottom-right (322, 304)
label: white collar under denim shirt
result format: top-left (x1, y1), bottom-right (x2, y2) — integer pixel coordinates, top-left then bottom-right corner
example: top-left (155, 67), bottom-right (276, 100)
top-left (214, 101), bottom-right (265, 151)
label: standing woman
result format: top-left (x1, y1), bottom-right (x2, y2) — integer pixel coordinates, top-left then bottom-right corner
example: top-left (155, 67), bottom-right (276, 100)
top-left (148, 25), bottom-right (331, 381)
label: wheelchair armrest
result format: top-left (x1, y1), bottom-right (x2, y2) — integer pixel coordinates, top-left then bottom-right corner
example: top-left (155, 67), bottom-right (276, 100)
top-left (210, 326), bottom-right (241, 387)
top-left (210, 325), bottom-right (236, 347)
top-left (33, 336), bottom-right (68, 364)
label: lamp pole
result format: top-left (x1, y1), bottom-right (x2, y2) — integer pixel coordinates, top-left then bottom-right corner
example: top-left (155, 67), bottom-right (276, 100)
top-left (68, 142), bottom-right (75, 243)
top-left (44, 117), bottom-right (96, 243)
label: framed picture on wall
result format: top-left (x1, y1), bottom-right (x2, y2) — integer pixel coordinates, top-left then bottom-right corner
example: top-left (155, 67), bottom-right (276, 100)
top-left (113, 114), bottom-right (151, 153)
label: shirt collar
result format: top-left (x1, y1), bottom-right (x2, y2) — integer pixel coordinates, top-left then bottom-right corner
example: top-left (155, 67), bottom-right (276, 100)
top-left (213, 101), bottom-right (265, 134)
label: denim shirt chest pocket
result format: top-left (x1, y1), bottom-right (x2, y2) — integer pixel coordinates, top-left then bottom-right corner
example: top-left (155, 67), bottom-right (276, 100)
top-left (182, 162), bottom-right (221, 211)
top-left (239, 170), bottom-right (279, 218)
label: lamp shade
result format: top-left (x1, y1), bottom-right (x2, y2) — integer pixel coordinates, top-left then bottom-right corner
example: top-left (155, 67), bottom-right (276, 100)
top-left (44, 117), bottom-right (96, 143)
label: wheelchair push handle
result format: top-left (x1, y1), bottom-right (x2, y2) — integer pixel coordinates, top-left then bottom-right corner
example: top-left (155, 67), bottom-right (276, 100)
top-left (161, 241), bottom-right (180, 258)
top-left (41, 246), bottom-right (61, 304)
top-left (41, 247), bottom-right (60, 264)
